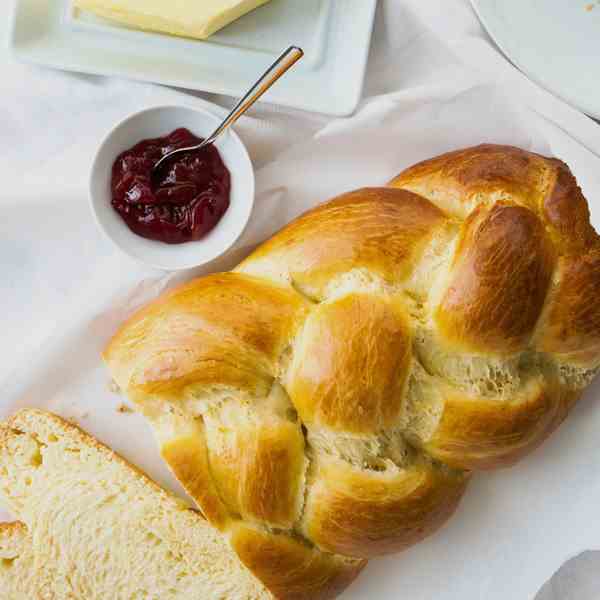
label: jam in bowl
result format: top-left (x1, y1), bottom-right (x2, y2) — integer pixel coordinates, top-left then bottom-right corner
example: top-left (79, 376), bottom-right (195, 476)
top-left (111, 128), bottom-right (231, 244)
top-left (89, 105), bottom-right (254, 271)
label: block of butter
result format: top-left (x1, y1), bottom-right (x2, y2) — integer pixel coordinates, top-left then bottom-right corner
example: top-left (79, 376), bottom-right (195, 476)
top-left (73, 0), bottom-right (273, 40)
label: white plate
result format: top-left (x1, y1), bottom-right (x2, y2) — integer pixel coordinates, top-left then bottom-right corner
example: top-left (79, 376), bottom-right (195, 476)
top-left (471, 0), bottom-right (600, 119)
top-left (9, 0), bottom-right (376, 116)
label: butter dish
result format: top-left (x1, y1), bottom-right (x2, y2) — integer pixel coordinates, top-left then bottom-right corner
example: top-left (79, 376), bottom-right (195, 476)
top-left (9, 0), bottom-right (376, 116)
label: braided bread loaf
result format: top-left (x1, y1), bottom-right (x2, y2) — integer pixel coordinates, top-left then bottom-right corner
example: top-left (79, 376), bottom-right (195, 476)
top-left (105, 145), bottom-right (600, 600)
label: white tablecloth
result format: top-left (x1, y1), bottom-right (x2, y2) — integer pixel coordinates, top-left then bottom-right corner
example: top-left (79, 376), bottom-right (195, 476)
top-left (2, 1), bottom-right (600, 598)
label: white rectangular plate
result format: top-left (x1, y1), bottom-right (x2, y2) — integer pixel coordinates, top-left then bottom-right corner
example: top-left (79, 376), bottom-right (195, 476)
top-left (9, 0), bottom-right (377, 116)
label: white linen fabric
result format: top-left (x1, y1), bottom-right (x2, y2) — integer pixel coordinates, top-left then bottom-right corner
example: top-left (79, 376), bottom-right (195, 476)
top-left (1, 1), bottom-right (599, 599)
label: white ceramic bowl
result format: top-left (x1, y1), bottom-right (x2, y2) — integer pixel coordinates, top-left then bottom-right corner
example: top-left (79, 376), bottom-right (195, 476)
top-left (90, 105), bottom-right (254, 271)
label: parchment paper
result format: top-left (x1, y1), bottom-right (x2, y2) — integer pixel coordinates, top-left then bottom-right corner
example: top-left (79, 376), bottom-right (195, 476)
top-left (2, 80), bottom-right (600, 600)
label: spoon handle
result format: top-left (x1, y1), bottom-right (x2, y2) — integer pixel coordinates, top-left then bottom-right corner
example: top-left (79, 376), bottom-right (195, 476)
top-left (203, 46), bottom-right (304, 146)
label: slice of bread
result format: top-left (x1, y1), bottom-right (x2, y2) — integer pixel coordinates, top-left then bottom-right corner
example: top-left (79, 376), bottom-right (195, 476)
top-left (0, 409), bottom-right (272, 600)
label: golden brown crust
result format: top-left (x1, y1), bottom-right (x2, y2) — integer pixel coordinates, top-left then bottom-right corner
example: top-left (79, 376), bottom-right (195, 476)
top-left (104, 145), bottom-right (600, 599)
top-left (422, 377), bottom-right (564, 470)
top-left (104, 273), bottom-right (309, 397)
top-left (288, 293), bottom-right (411, 433)
top-left (537, 248), bottom-right (600, 364)
top-left (436, 202), bottom-right (555, 354)
top-left (303, 457), bottom-right (468, 558)
top-left (161, 434), bottom-right (230, 529)
top-left (543, 158), bottom-right (597, 249)
top-left (238, 187), bottom-right (449, 297)
top-left (229, 524), bottom-right (366, 600)
top-left (389, 144), bottom-right (553, 218)
top-left (206, 418), bottom-right (306, 529)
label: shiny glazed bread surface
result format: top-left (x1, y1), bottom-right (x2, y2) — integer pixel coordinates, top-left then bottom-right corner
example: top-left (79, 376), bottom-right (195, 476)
top-left (104, 145), bottom-right (600, 599)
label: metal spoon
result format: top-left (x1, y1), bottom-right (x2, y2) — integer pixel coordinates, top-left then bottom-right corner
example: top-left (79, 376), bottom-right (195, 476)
top-left (152, 45), bottom-right (304, 175)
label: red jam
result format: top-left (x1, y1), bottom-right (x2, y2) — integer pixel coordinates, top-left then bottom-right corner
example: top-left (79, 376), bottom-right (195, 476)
top-left (111, 128), bottom-right (231, 244)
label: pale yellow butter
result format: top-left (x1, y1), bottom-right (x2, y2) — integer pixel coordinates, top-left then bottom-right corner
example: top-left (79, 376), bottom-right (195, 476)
top-left (74, 0), bottom-right (273, 40)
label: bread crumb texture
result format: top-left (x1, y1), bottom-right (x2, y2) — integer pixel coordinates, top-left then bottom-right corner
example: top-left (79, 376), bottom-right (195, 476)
top-left (0, 409), bottom-right (273, 599)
